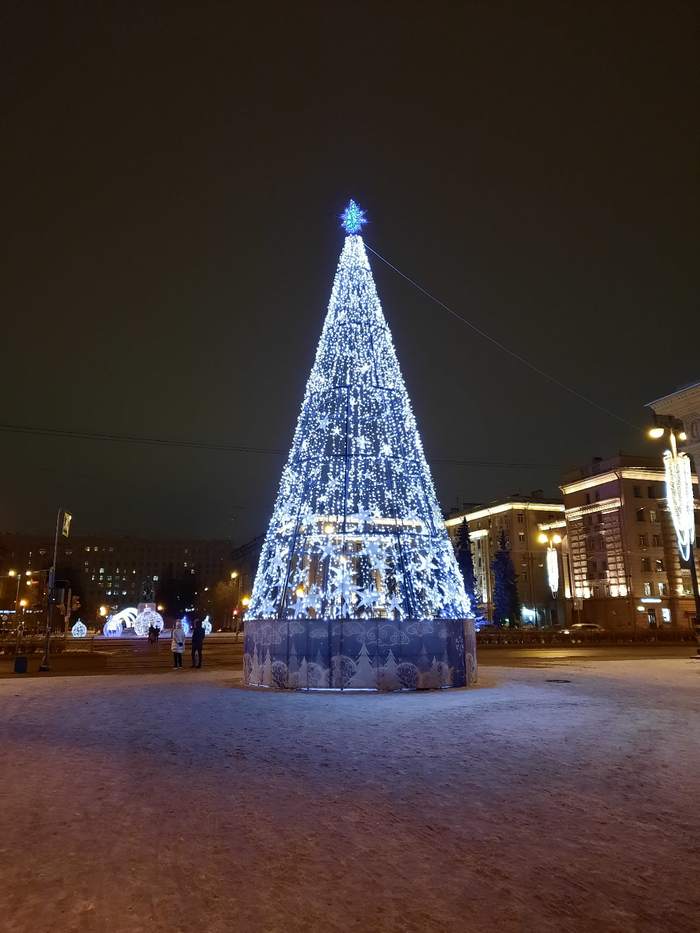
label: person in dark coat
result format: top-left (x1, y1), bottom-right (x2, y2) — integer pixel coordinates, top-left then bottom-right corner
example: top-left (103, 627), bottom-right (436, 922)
top-left (191, 617), bottom-right (205, 668)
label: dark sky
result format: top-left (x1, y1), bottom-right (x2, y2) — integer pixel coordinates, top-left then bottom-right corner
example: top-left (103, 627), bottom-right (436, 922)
top-left (1, 1), bottom-right (697, 544)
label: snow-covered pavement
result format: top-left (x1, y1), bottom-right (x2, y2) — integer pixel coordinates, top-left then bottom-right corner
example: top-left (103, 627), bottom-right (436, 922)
top-left (1, 659), bottom-right (698, 932)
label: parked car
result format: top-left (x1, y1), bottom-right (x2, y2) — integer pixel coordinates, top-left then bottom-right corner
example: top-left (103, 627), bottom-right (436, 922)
top-left (561, 623), bottom-right (605, 640)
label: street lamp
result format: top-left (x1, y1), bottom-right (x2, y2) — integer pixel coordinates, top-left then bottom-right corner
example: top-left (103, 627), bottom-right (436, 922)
top-left (3, 570), bottom-right (22, 612)
top-left (647, 416), bottom-right (700, 634)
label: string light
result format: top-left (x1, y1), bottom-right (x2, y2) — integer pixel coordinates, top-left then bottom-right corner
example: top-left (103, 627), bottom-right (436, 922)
top-left (71, 620), bottom-right (87, 638)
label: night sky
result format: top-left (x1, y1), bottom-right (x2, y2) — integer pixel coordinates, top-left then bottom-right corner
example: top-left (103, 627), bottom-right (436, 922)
top-left (1, 2), bottom-right (697, 544)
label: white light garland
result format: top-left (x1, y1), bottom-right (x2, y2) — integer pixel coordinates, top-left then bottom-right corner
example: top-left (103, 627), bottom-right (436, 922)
top-left (71, 619), bottom-right (87, 638)
top-left (546, 546), bottom-right (559, 597)
top-left (246, 230), bottom-right (469, 622)
top-left (664, 448), bottom-right (695, 562)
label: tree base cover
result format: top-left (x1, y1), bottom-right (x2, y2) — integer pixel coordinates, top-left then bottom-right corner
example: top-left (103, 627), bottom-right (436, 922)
top-left (244, 618), bottom-right (477, 691)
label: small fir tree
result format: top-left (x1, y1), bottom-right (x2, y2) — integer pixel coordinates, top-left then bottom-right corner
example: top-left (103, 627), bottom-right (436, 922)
top-left (491, 529), bottom-right (521, 627)
top-left (454, 518), bottom-right (479, 616)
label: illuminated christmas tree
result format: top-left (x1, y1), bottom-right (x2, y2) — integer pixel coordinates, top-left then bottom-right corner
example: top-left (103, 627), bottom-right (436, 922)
top-left (244, 200), bottom-right (476, 690)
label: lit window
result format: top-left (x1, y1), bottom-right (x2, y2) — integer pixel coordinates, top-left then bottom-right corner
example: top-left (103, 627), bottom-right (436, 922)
top-left (658, 582), bottom-right (666, 596)
top-left (649, 510), bottom-right (657, 523)
top-left (655, 559), bottom-right (664, 573)
top-left (643, 581), bottom-right (652, 595)
top-left (518, 532), bottom-right (525, 543)
top-left (661, 608), bottom-right (671, 623)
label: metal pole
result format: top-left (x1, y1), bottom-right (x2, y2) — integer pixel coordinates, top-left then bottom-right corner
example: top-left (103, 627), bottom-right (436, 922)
top-left (687, 540), bottom-right (700, 655)
top-left (39, 508), bottom-right (62, 672)
top-left (13, 575), bottom-right (22, 657)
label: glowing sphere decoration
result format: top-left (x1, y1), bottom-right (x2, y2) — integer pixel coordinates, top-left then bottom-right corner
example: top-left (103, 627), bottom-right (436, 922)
top-left (71, 620), bottom-right (87, 638)
top-left (244, 201), bottom-right (476, 691)
top-left (133, 607), bottom-right (164, 638)
top-left (103, 616), bottom-right (123, 637)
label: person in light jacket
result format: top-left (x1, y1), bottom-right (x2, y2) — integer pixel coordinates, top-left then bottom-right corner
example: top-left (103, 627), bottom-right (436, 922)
top-left (171, 621), bottom-right (186, 669)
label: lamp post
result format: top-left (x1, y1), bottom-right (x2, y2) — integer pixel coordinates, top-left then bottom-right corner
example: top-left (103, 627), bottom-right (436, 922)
top-left (4, 569), bottom-right (22, 613)
top-left (647, 417), bottom-right (700, 645)
top-left (537, 532), bottom-right (562, 626)
top-left (230, 571), bottom-right (241, 636)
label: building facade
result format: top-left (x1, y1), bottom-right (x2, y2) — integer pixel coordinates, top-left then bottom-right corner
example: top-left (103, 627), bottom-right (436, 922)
top-left (0, 533), bottom-right (234, 620)
top-left (445, 495), bottom-right (567, 625)
top-left (649, 381), bottom-right (700, 471)
top-left (560, 455), bottom-right (699, 632)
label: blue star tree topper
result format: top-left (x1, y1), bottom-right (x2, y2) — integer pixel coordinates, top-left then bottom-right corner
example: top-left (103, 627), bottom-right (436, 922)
top-left (340, 199), bottom-right (368, 235)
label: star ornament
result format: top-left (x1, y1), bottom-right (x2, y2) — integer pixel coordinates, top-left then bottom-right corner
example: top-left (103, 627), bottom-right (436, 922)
top-left (340, 199), bottom-right (368, 235)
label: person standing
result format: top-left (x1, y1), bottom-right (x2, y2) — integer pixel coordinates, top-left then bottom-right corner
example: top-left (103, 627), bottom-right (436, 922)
top-left (191, 617), bottom-right (205, 669)
top-left (171, 620), bottom-right (185, 669)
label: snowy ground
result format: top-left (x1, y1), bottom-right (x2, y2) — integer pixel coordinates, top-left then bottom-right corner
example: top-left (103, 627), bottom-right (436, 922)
top-left (1, 659), bottom-right (699, 933)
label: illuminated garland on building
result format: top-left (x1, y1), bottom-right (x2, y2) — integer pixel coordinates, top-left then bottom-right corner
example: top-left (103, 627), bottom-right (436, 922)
top-left (546, 547), bottom-right (559, 597)
top-left (664, 448), bottom-right (695, 562)
top-left (246, 203), bottom-right (469, 624)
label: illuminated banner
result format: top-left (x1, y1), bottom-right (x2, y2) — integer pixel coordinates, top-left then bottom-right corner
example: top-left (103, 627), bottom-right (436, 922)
top-left (546, 547), bottom-right (559, 597)
top-left (663, 449), bottom-right (695, 562)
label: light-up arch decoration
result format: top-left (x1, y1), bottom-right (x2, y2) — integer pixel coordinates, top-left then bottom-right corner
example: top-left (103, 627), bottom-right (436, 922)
top-left (71, 620), bottom-right (87, 638)
top-left (133, 607), bottom-right (164, 638)
top-left (104, 607), bottom-right (137, 637)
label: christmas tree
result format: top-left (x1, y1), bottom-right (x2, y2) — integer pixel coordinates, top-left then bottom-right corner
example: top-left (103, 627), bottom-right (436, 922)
top-left (454, 518), bottom-right (480, 617)
top-left (491, 529), bottom-right (521, 626)
top-left (244, 200), bottom-right (474, 690)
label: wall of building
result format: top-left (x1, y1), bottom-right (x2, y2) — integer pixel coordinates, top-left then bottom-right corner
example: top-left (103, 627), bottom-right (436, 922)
top-left (446, 499), bottom-right (566, 625)
top-left (560, 456), bottom-right (699, 633)
top-left (0, 533), bottom-right (234, 619)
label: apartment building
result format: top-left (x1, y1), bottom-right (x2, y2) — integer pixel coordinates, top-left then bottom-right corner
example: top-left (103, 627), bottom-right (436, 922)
top-left (445, 494), bottom-right (566, 625)
top-left (560, 455), bottom-right (699, 632)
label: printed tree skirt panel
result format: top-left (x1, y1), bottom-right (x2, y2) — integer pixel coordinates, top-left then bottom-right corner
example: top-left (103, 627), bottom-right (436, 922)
top-left (244, 617), bottom-right (477, 690)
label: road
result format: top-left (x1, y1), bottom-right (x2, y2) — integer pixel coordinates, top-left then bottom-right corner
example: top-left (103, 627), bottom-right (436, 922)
top-left (1, 635), bottom-right (696, 677)
top-left (477, 643), bottom-right (697, 667)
